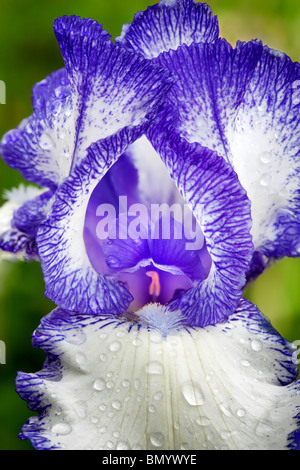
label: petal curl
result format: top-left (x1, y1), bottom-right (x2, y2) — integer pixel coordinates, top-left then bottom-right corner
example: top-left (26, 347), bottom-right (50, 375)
top-left (153, 39), bottom-right (300, 272)
top-left (16, 299), bottom-right (300, 450)
top-left (0, 69), bottom-right (74, 189)
top-left (116, 0), bottom-right (219, 59)
top-left (149, 129), bottom-right (253, 327)
top-left (1, 16), bottom-right (173, 190)
top-left (0, 185), bottom-right (50, 259)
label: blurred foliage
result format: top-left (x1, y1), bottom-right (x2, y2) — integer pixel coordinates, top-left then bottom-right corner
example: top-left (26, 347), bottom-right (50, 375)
top-left (0, 0), bottom-right (299, 450)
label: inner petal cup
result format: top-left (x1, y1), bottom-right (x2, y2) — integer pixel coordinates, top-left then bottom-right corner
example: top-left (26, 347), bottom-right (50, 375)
top-left (84, 137), bottom-right (210, 312)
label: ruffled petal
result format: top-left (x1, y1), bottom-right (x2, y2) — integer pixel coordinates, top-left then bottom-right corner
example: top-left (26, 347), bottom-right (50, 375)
top-left (37, 132), bottom-right (172, 315)
top-left (0, 69), bottom-right (74, 189)
top-left (116, 0), bottom-right (219, 59)
top-left (53, 16), bottom-right (172, 168)
top-left (154, 39), bottom-right (300, 273)
top-left (148, 130), bottom-right (253, 327)
top-left (1, 16), bottom-right (173, 190)
top-left (16, 299), bottom-right (300, 450)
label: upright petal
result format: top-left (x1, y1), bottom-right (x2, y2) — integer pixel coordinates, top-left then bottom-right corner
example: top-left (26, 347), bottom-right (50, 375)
top-left (53, 16), bottom-right (173, 169)
top-left (116, 0), bottom-right (219, 59)
top-left (0, 185), bottom-right (50, 258)
top-left (0, 69), bottom-right (73, 189)
top-left (149, 126), bottom-right (253, 326)
top-left (1, 16), bottom-right (173, 190)
top-left (16, 299), bottom-right (300, 450)
top-left (154, 39), bottom-right (300, 275)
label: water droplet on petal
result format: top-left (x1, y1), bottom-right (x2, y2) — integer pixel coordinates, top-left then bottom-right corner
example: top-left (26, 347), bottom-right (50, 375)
top-left (74, 401), bottom-right (88, 419)
top-left (260, 173), bottom-right (272, 187)
top-left (112, 400), bottom-right (122, 410)
top-left (153, 391), bottom-right (163, 401)
top-left (251, 339), bottom-right (262, 352)
top-left (106, 255), bottom-right (121, 268)
top-left (39, 133), bottom-right (53, 150)
top-left (109, 341), bottom-right (121, 352)
top-left (65, 329), bottom-right (86, 345)
top-left (150, 331), bottom-right (162, 344)
top-left (150, 432), bottom-right (165, 448)
top-left (146, 361), bottom-right (163, 375)
top-left (75, 352), bottom-right (87, 365)
top-left (220, 404), bottom-right (231, 417)
top-left (53, 86), bottom-right (70, 99)
top-left (117, 441), bottom-right (130, 450)
top-left (237, 408), bottom-right (246, 418)
top-left (181, 382), bottom-right (205, 406)
top-left (260, 151), bottom-right (272, 164)
top-left (241, 360), bottom-right (251, 367)
top-left (52, 423), bottom-right (72, 435)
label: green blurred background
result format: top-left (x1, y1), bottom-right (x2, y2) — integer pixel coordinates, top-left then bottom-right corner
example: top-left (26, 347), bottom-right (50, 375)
top-left (0, 0), bottom-right (299, 450)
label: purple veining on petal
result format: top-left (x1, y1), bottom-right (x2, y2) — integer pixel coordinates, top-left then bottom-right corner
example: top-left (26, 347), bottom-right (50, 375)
top-left (12, 190), bottom-right (53, 237)
top-left (116, 0), bottom-right (219, 59)
top-left (83, 137), bottom-right (211, 313)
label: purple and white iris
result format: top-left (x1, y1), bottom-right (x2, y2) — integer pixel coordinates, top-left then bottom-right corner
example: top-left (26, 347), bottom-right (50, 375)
top-left (0, 0), bottom-right (300, 450)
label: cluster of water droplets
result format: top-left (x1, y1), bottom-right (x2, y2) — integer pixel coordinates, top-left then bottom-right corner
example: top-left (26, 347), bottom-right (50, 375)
top-left (42, 311), bottom-right (296, 450)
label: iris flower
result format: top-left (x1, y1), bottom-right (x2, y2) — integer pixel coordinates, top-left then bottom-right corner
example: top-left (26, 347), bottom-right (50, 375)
top-left (0, 0), bottom-right (300, 450)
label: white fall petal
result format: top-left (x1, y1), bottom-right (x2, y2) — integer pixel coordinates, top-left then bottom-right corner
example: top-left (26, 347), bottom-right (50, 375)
top-left (17, 300), bottom-right (300, 450)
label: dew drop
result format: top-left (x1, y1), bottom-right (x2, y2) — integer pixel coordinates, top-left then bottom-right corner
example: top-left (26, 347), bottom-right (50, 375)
top-left (75, 352), bottom-right (87, 365)
top-left (153, 391), bottom-right (163, 401)
top-left (251, 339), bottom-right (262, 352)
top-left (260, 151), bottom-right (272, 164)
top-left (150, 331), bottom-right (162, 344)
top-left (237, 408), bottom-right (246, 418)
top-left (131, 109), bottom-right (145, 126)
top-left (93, 378), bottom-right (106, 391)
top-left (65, 329), bottom-right (86, 345)
top-left (146, 361), bottom-right (163, 375)
top-left (134, 379), bottom-right (140, 390)
top-left (39, 133), bottom-right (53, 150)
top-left (196, 416), bottom-right (210, 427)
top-left (112, 400), bottom-right (122, 410)
top-left (117, 441), bottom-right (130, 450)
top-left (132, 338), bottom-right (143, 347)
top-left (109, 341), bottom-right (121, 352)
top-left (74, 401), bottom-right (88, 419)
top-left (106, 255), bottom-right (121, 268)
top-left (150, 432), bottom-right (165, 448)
top-left (260, 173), bottom-right (272, 187)
top-left (221, 430), bottom-right (231, 440)
top-left (220, 404), bottom-right (231, 417)
top-left (91, 416), bottom-right (99, 424)
top-left (241, 360), bottom-right (251, 367)
top-left (149, 404), bottom-right (156, 413)
top-left (181, 382), bottom-right (205, 406)
top-left (52, 423), bottom-right (72, 435)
